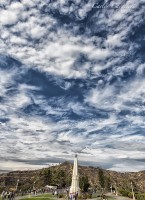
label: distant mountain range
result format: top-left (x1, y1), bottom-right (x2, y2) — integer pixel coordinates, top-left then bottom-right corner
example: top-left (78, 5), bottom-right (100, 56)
top-left (0, 162), bottom-right (145, 193)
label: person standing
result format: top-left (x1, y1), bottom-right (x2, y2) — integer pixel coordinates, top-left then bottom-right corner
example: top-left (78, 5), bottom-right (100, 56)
top-left (1, 191), bottom-right (6, 200)
top-left (54, 190), bottom-right (58, 198)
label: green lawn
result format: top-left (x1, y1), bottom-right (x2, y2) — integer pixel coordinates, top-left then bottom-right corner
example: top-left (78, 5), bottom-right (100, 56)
top-left (20, 193), bottom-right (56, 200)
top-left (0, 193), bottom-right (116, 200)
top-left (0, 193), bottom-right (55, 200)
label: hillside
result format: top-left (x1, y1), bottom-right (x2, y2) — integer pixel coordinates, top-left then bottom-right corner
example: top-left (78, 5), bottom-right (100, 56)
top-left (0, 162), bottom-right (145, 193)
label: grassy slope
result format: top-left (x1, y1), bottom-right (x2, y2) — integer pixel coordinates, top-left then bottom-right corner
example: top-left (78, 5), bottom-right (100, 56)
top-left (0, 193), bottom-right (56, 200)
top-left (20, 193), bottom-right (56, 200)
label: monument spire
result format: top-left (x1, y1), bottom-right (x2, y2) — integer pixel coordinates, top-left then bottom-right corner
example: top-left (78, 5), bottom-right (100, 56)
top-left (70, 154), bottom-right (80, 195)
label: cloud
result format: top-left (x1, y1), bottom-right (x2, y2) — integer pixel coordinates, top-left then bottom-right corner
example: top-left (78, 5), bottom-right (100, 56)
top-left (105, 34), bottom-right (123, 47)
top-left (0, 0), bottom-right (112, 78)
top-left (0, 10), bottom-right (18, 25)
top-left (0, 0), bottom-right (145, 172)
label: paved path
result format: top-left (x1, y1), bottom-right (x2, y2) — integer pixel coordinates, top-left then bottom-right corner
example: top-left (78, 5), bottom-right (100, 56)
top-left (86, 193), bottom-right (131, 200)
top-left (106, 193), bottom-right (131, 200)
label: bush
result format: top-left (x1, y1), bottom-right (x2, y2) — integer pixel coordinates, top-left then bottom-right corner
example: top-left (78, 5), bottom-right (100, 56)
top-left (128, 192), bottom-right (133, 198)
top-left (119, 189), bottom-right (130, 197)
top-left (87, 193), bottom-right (92, 199)
top-left (58, 194), bottom-right (65, 198)
top-left (79, 193), bottom-right (92, 199)
top-left (135, 193), bottom-right (145, 200)
top-left (82, 193), bottom-right (88, 199)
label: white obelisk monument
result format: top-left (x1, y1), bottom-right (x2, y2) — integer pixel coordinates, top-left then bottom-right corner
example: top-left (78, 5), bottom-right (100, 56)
top-left (70, 154), bottom-right (80, 195)
top-left (131, 182), bottom-right (135, 200)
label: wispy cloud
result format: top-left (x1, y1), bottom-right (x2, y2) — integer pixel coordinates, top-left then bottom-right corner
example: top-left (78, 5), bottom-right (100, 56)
top-left (0, 0), bottom-right (145, 172)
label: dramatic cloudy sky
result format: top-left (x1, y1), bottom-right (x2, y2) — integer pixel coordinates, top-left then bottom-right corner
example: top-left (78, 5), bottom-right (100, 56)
top-left (0, 0), bottom-right (145, 172)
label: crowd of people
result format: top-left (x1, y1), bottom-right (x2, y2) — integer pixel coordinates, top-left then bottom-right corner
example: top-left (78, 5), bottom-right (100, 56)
top-left (0, 188), bottom-right (47, 200)
top-left (1, 191), bottom-right (15, 200)
top-left (1, 188), bottom-right (92, 200)
top-left (69, 192), bottom-right (78, 200)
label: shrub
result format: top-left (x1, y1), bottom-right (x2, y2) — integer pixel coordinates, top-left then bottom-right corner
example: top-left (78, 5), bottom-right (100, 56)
top-left (87, 193), bottom-right (92, 199)
top-left (128, 192), bottom-right (133, 198)
top-left (58, 194), bottom-right (64, 198)
top-left (134, 193), bottom-right (145, 200)
top-left (79, 193), bottom-right (93, 199)
top-left (78, 195), bottom-right (83, 199)
top-left (119, 189), bottom-right (130, 197)
top-left (82, 193), bottom-right (88, 199)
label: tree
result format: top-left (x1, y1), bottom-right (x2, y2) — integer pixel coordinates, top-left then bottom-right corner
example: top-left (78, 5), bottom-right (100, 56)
top-left (104, 176), bottom-right (111, 191)
top-left (56, 170), bottom-right (66, 187)
top-left (43, 169), bottom-right (52, 185)
top-left (80, 176), bottom-right (90, 192)
top-left (51, 169), bottom-right (66, 188)
top-left (98, 168), bottom-right (105, 189)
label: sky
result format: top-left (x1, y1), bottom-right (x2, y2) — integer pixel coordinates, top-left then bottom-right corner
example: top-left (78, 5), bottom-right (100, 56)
top-left (0, 0), bottom-right (145, 173)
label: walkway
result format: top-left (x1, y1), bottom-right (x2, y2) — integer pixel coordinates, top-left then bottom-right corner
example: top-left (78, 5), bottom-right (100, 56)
top-left (106, 193), bottom-right (131, 200)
